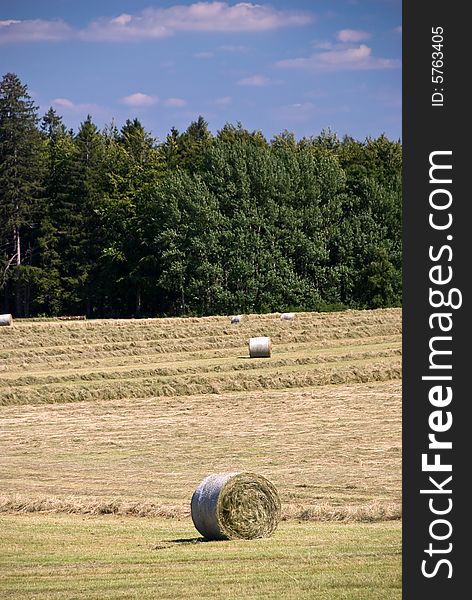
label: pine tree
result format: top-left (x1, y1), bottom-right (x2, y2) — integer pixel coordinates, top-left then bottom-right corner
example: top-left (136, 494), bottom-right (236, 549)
top-left (179, 116), bottom-right (213, 172)
top-left (66, 115), bottom-right (105, 316)
top-left (0, 73), bottom-right (44, 315)
top-left (35, 107), bottom-right (76, 314)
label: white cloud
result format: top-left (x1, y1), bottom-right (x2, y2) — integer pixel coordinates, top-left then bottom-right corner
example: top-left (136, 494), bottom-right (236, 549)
top-left (0, 4), bottom-right (313, 45)
top-left (336, 28), bottom-right (371, 43)
top-left (80, 2), bottom-right (313, 41)
top-left (111, 14), bottom-right (133, 26)
top-left (276, 45), bottom-right (400, 71)
top-left (163, 97), bottom-right (187, 108)
top-left (83, 15), bottom-right (169, 42)
top-left (52, 98), bottom-right (76, 110)
top-left (51, 98), bottom-right (101, 114)
top-left (120, 93), bottom-right (158, 107)
top-left (0, 18), bottom-right (72, 44)
top-left (237, 74), bottom-right (272, 86)
top-left (395, 25), bottom-right (402, 34)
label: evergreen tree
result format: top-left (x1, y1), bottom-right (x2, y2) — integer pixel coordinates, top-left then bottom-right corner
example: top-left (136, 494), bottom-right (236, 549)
top-left (179, 116), bottom-right (213, 172)
top-left (54, 115), bottom-right (105, 316)
top-left (0, 73), bottom-right (44, 315)
top-left (95, 118), bottom-right (164, 316)
top-left (35, 108), bottom-right (76, 314)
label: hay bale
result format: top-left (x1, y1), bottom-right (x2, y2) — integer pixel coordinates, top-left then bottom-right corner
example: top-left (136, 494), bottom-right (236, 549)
top-left (280, 312), bottom-right (295, 321)
top-left (230, 315), bottom-right (242, 324)
top-left (191, 472), bottom-right (281, 540)
top-left (0, 314), bottom-right (12, 326)
top-left (248, 336), bottom-right (271, 358)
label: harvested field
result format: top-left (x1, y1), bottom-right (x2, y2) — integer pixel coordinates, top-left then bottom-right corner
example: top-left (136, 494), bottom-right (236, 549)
top-left (0, 308), bottom-right (401, 598)
top-left (0, 308), bottom-right (401, 520)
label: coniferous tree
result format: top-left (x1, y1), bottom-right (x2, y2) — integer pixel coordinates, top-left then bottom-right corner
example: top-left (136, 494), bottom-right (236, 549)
top-left (0, 73), bottom-right (44, 315)
top-left (36, 108), bottom-right (76, 314)
top-left (61, 115), bottom-right (105, 316)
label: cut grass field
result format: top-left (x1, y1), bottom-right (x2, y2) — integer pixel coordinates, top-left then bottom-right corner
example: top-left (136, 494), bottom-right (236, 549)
top-left (0, 514), bottom-right (401, 600)
top-left (0, 308), bottom-right (401, 598)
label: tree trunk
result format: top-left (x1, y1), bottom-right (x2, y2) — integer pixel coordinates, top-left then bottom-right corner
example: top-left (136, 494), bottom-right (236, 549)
top-left (15, 226), bottom-right (21, 266)
top-left (14, 226), bottom-right (22, 317)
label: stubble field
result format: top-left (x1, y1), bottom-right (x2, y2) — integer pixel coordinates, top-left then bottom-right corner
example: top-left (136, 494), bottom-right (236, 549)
top-left (0, 308), bottom-right (402, 599)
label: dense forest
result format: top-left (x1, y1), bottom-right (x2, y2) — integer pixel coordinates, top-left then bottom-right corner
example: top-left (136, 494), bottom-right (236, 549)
top-left (0, 72), bottom-right (401, 318)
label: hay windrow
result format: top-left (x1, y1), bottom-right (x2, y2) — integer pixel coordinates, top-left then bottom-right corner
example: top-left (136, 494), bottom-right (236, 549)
top-left (0, 495), bottom-right (400, 523)
top-left (0, 358), bottom-right (401, 406)
top-left (191, 472), bottom-right (281, 540)
top-left (0, 347), bottom-right (402, 387)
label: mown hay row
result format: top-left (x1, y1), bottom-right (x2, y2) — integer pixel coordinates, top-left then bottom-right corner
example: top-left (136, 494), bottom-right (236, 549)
top-left (0, 347), bottom-right (402, 388)
top-left (0, 357), bottom-right (401, 406)
top-left (0, 308), bottom-right (401, 350)
top-left (6, 307), bottom-right (400, 332)
top-left (0, 320), bottom-right (402, 353)
top-left (0, 494), bottom-right (401, 523)
top-left (0, 333), bottom-right (402, 373)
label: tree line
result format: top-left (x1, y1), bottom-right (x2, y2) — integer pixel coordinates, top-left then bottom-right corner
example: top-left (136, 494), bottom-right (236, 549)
top-left (0, 72), bottom-right (402, 318)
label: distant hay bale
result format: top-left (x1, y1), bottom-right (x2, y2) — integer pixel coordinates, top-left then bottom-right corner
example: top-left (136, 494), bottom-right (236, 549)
top-left (249, 336), bottom-right (271, 358)
top-left (280, 312), bottom-right (295, 321)
top-left (230, 315), bottom-right (242, 324)
top-left (191, 472), bottom-right (281, 540)
top-left (0, 314), bottom-right (12, 327)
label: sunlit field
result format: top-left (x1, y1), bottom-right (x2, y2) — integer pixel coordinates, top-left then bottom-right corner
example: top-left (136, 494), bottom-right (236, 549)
top-left (0, 308), bottom-right (402, 598)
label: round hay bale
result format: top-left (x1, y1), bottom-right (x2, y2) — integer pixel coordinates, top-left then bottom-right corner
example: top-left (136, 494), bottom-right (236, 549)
top-left (191, 472), bottom-right (281, 541)
top-left (230, 315), bottom-right (242, 324)
top-left (280, 312), bottom-right (295, 321)
top-left (248, 336), bottom-right (271, 358)
top-left (0, 314), bottom-right (13, 326)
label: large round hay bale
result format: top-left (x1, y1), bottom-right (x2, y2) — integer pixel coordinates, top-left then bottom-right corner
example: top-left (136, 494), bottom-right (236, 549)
top-left (248, 336), bottom-right (271, 358)
top-left (230, 315), bottom-right (242, 324)
top-left (191, 472), bottom-right (281, 541)
top-left (0, 314), bottom-right (12, 326)
top-left (280, 312), bottom-right (295, 321)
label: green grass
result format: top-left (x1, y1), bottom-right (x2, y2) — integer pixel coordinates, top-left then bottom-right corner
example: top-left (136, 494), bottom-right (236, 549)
top-left (0, 514), bottom-right (401, 600)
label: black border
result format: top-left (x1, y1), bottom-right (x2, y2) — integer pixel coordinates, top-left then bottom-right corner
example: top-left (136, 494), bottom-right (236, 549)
top-left (403, 3), bottom-right (469, 596)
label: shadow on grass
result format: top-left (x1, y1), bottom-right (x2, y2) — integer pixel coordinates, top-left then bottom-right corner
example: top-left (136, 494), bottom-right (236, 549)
top-left (169, 537), bottom-right (210, 544)
top-left (151, 537), bottom-right (220, 550)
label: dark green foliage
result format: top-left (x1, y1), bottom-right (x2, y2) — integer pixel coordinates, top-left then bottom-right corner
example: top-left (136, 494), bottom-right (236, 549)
top-left (0, 73), bottom-right (402, 317)
top-left (0, 73), bottom-right (45, 316)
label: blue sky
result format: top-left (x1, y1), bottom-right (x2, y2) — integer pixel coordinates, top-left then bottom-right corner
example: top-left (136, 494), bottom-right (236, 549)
top-left (0, 1), bottom-right (401, 142)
